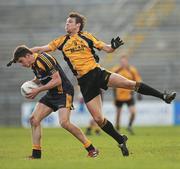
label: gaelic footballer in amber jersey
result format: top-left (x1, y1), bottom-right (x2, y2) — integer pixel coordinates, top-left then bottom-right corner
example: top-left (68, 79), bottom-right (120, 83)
top-left (112, 65), bottom-right (142, 101)
top-left (48, 32), bottom-right (105, 77)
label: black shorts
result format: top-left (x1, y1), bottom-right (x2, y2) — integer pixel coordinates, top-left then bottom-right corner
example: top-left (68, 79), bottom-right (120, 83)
top-left (78, 67), bottom-right (111, 103)
top-left (115, 98), bottom-right (135, 108)
top-left (39, 93), bottom-right (74, 111)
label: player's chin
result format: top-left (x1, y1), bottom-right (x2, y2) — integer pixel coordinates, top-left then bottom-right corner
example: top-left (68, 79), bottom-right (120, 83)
top-left (66, 29), bottom-right (71, 34)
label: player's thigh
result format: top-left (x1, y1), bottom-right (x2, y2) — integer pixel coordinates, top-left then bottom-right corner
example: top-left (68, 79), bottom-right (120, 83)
top-left (31, 102), bottom-right (53, 122)
top-left (116, 107), bottom-right (122, 115)
top-left (128, 105), bottom-right (136, 114)
top-left (115, 100), bottom-right (123, 112)
top-left (86, 95), bottom-right (104, 122)
top-left (108, 73), bottom-right (136, 89)
top-left (127, 98), bottom-right (136, 114)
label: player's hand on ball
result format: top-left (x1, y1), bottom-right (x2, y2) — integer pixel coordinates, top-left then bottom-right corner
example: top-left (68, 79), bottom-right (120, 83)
top-left (111, 36), bottom-right (124, 49)
top-left (25, 88), bottom-right (40, 99)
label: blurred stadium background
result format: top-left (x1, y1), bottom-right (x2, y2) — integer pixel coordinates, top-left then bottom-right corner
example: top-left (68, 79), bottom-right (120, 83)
top-left (0, 0), bottom-right (180, 127)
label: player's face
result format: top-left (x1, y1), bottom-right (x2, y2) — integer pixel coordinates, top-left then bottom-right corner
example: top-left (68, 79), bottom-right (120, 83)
top-left (65, 17), bottom-right (80, 34)
top-left (17, 55), bottom-right (32, 68)
top-left (120, 57), bottom-right (129, 67)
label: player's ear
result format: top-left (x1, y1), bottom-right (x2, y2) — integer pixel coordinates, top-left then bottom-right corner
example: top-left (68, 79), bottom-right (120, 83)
top-left (77, 22), bottom-right (81, 28)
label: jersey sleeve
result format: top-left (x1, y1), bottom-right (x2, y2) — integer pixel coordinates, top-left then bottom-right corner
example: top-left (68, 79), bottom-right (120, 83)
top-left (84, 32), bottom-right (105, 50)
top-left (38, 54), bottom-right (58, 75)
top-left (48, 35), bottom-right (66, 51)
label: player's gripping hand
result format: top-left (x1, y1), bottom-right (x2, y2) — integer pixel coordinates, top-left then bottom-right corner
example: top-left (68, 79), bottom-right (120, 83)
top-left (111, 36), bottom-right (124, 49)
top-left (25, 88), bottom-right (40, 99)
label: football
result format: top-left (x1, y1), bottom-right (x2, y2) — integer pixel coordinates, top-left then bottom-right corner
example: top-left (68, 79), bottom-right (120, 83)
top-left (20, 81), bottom-right (39, 97)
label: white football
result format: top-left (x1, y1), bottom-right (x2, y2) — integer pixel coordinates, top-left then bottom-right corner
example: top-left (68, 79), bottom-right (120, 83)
top-left (20, 81), bottom-right (39, 97)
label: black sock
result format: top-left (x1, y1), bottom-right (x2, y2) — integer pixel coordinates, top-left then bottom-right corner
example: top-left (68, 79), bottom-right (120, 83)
top-left (101, 119), bottom-right (124, 144)
top-left (86, 144), bottom-right (95, 152)
top-left (32, 149), bottom-right (41, 158)
top-left (135, 82), bottom-right (163, 99)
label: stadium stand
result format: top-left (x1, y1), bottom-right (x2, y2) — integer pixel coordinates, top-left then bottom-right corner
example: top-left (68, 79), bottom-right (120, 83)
top-left (0, 0), bottom-right (179, 126)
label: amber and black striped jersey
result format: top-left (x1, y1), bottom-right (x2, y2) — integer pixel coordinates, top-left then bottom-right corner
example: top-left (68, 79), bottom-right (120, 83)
top-left (48, 32), bottom-right (105, 78)
top-left (31, 52), bottom-right (73, 95)
top-left (112, 65), bottom-right (142, 101)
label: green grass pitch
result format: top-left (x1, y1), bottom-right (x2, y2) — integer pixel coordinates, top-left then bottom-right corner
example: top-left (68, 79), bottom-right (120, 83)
top-left (0, 126), bottom-right (180, 169)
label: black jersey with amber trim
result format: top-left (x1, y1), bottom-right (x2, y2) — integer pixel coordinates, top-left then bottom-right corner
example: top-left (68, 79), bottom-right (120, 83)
top-left (31, 52), bottom-right (73, 95)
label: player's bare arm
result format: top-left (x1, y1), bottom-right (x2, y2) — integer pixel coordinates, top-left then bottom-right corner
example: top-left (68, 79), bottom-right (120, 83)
top-left (102, 44), bottom-right (115, 53)
top-left (26, 71), bottom-right (62, 99)
top-left (30, 45), bottom-right (51, 53)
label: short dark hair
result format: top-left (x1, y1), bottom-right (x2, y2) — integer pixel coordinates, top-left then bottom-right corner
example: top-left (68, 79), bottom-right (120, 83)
top-left (13, 45), bottom-right (32, 63)
top-left (69, 12), bottom-right (86, 31)
top-left (7, 45), bottom-right (32, 67)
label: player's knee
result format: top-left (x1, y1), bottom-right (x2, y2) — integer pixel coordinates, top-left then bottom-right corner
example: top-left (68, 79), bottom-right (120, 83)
top-left (29, 116), bottom-right (40, 127)
top-left (131, 111), bottom-right (136, 116)
top-left (29, 116), bottom-right (34, 125)
top-left (60, 119), bottom-right (70, 129)
top-left (123, 81), bottom-right (133, 89)
top-left (93, 116), bottom-right (104, 126)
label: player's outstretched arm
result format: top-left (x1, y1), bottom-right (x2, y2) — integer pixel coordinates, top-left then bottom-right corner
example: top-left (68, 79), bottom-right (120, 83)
top-left (30, 45), bottom-right (51, 53)
top-left (102, 36), bottom-right (124, 53)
